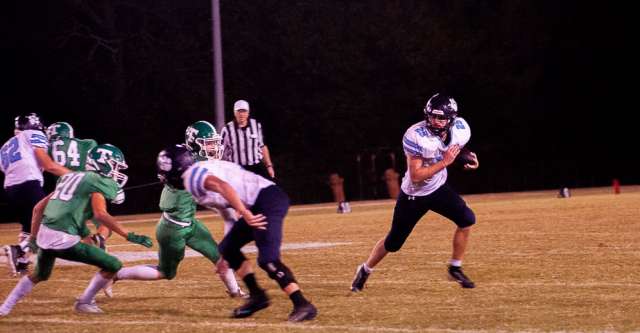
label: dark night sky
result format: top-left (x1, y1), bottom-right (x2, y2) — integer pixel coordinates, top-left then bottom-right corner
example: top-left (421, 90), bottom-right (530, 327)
top-left (2, 1), bottom-right (637, 216)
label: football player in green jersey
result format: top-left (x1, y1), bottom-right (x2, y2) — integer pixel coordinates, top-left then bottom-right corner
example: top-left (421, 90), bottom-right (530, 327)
top-left (46, 122), bottom-right (117, 255)
top-left (0, 144), bottom-right (153, 316)
top-left (47, 121), bottom-right (97, 172)
top-left (108, 121), bottom-right (244, 298)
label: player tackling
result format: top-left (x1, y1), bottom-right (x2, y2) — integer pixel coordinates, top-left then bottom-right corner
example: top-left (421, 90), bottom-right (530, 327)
top-left (156, 144), bottom-right (317, 322)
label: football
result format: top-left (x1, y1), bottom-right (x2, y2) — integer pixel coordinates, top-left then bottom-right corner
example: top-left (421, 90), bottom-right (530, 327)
top-left (454, 148), bottom-right (476, 166)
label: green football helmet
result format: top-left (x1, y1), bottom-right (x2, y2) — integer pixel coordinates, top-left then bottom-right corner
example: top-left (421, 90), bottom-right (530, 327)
top-left (46, 122), bottom-right (75, 141)
top-left (185, 120), bottom-right (224, 160)
top-left (86, 143), bottom-right (128, 187)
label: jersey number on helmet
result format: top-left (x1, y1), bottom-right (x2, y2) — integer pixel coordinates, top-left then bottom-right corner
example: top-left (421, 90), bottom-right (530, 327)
top-left (51, 140), bottom-right (81, 167)
top-left (51, 173), bottom-right (86, 201)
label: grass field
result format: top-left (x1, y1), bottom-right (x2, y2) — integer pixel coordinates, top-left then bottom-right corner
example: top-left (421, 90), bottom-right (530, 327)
top-left (1, 186), bottom-right (639, 333)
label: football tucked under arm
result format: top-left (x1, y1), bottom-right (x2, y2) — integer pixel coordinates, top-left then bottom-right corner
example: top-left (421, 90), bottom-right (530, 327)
top-left (454, 148), bottom-right (479, 170)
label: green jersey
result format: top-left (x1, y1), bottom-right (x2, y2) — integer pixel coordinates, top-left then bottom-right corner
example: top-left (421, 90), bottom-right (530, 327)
top-left (159, 185), bottom-right (197, 224)
top-left (49, 137), bottom-right (98, 171)
top-left (42, 172), bottom-right (119, 237)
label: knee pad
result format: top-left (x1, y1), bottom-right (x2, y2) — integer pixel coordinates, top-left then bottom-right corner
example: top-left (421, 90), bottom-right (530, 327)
top-left (455, 207), bottom-right (476, 228)
top-left (258, 260), bottom-right (297, 289)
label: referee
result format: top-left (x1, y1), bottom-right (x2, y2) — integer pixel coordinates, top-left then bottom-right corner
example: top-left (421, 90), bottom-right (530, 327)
top-left (220, 100), bottom-right (275, 180)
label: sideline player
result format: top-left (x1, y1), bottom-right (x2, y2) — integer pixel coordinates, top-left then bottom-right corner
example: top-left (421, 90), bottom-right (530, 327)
top-left (0, 144), bottom-right (152, 316)
top-left (108, 121), bottom-right (245, 298)
top-left (351, 93), bottom-right (480, 292)
top-left (1, 113), bottom-right (70, 276)
top-left (156, 144), bottom-right (317, 322)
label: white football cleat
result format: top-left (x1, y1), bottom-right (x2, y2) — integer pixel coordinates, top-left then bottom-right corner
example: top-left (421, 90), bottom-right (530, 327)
top-left (227, 288), bottom-right (248, 299)
top-left (74, 300), bottom-right (104, 314)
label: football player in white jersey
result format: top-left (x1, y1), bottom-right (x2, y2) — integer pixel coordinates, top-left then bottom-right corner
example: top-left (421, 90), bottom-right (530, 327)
top-left (351, 93), bottom-right (480, 292)
top-left (1, 113), bottom-right (70, 276)
top-left (156, 144), bottom-right (318, 322)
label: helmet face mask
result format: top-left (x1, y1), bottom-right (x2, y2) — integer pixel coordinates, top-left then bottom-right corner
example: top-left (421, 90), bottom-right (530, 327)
top-left (195, 136), bottom-right (224, 160)
top-left (47, 122), bottom-right (75, 141)
top-left (87, 144), bottom-right (128, 188)
top-left (185, 121), bottom-right (224, 160)
top-left (423, 93), bottom-right (458, 136)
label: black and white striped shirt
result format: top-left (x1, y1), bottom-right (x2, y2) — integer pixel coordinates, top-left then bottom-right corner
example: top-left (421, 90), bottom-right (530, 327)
top-left (220, 118), bottom-right (265, 166)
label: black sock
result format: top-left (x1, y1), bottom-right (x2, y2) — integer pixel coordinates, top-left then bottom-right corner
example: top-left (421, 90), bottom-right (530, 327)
top-left (242, 273), bottom-right (264, 296)
top-left (289, 290), bottom-right (309, 307)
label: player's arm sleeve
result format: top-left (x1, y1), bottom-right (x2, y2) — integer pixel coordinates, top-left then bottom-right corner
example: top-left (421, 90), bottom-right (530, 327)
top-left (402, 129), bottom-right (422, 157)
top-left (183, 165), bottom-right (209, 199)
top-left (28, 130), bottom-right (49, 150)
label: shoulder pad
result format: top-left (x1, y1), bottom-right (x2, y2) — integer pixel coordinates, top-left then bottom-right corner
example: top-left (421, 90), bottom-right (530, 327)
top-left (450, 117), bottom-right (471, 146)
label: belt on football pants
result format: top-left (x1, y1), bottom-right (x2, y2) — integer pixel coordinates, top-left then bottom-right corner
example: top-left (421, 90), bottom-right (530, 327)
top-left (162, 212), bottom-right (192, 227)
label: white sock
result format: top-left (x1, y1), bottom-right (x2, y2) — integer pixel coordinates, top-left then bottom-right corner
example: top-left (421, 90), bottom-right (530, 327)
top-left (449, 259), bottom-right (462, 267)
top-left (0, 276), bottom-right (35, 315)
top-left (116, 265), bottom-right (162, 280)
top-left (78, 273), bottom-right (110, 304)
top-left (362, 263), bottom-right (373, 273)
top-left (219, 267), bottom-right (240, 293)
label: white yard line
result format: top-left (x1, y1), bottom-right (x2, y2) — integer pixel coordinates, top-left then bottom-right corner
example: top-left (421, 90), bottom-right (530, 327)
top-left (0, 200), bottom-right (395, 231)
top-left (1, 317), bottom-right (618, 333)
top-left (0, 242), bottom-right (351, 266)
top-left (0, 317), bottom-right (491, 333)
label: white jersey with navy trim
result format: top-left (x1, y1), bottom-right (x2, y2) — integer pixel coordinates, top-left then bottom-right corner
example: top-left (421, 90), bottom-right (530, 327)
top-left (0, 130), bottom-right (49, 188)
top-left (400, 118), bottom-right (471, 196)
top-left (182, 159), bottom-right (275, 210)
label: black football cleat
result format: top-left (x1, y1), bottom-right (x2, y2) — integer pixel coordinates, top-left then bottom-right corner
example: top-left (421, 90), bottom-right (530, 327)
top-left (350, 264), bottom-right (370, 292)
top-left (16, 262), bottom-right (30, 276)
top-left (231, 292), bottom-right (270, 318)
top-left (448, 265), bottom-right (475, 289)
top-left (3, 245), bottom-right (25, 277)
top-left (288, 302), bottom-right (318, 322)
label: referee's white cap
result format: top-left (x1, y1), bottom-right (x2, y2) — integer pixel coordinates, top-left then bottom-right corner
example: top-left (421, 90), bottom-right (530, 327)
top-left (233, 100), bottom-right (250, 112)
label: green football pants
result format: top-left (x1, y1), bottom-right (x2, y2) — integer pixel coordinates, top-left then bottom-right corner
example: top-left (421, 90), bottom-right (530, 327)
top-left (156, 218), bottom-right (220, 279)
top-left (33, 241), bottom-right (122, 281)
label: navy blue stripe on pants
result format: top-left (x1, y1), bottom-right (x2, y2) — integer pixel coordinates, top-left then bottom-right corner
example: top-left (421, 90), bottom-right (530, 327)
top-left (384, 183), bottom-right (475, 252)
top-left (5, 180), bottom-right (46, 233)
top-left (219, 185), bottom-right (289, 267)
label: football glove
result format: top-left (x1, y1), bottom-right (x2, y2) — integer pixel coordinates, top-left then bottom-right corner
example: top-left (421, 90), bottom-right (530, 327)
top-left (126, 232), bottom-right (153, 248)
